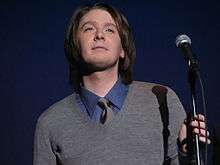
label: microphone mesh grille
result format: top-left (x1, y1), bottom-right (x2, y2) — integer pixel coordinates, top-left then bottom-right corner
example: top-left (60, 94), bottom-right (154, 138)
top-left (175, 34), bottom-right (192, 47)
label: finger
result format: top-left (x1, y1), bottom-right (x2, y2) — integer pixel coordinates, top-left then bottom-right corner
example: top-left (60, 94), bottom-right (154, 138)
top-left (191, 120), bottom-right (206, 129)
top-left (194, 114), bottom-right (205, 121)
top-left (199, 136), bottom-right (211, 144)
top-left (193, 128), bottom-right (209, 137)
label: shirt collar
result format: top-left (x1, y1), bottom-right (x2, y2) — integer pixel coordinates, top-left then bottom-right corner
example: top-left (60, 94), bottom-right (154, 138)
top-left (105, 77), bottom-right (128, 110)
top-left (80, 86), bottom-right (101, 118)
top-left (79, 76), bottom-right (128, 117)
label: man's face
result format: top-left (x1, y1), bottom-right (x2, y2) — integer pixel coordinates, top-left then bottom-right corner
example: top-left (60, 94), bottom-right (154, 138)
top-left (77, 9), bottom-right (124, 72)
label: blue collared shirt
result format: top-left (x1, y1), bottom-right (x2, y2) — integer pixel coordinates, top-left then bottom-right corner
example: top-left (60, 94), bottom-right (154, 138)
top-left (75, 78), bottom-right (129, 122)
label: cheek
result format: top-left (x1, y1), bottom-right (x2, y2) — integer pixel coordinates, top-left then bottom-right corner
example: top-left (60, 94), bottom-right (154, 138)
top-left (110, 38), bottom-right (123, 54)
top-left (78, 37), bottom-right (92, 55)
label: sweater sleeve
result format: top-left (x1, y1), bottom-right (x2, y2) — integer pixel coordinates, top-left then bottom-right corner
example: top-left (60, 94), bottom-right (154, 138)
top-left (33, 117), bottom-right (56, 165)
top-left (165, 87), bottom-right (187, 165)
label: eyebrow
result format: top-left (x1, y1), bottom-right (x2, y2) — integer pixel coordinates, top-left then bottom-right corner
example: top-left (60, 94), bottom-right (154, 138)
top-left (79, 21), bottom-right (117, 29)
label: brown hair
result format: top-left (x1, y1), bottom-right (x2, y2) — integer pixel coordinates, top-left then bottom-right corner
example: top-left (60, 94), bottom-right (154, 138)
top-left (64, 3), bottom-right (136, 90)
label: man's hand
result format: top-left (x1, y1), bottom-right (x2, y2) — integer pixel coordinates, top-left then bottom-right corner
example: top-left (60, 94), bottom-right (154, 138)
top-left (178, 114), bottom-right (211, 153)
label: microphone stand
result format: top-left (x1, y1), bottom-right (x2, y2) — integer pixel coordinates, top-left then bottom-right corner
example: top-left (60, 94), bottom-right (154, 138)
top-left (187, 59), bottom-right (201, 165)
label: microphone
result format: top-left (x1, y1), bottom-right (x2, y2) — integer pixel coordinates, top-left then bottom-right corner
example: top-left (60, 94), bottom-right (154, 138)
top-left (175, 34), bottom-right (198, 68)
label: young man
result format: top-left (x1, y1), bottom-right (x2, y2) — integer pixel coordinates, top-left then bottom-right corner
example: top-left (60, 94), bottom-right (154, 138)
top-left (34, 3), bottom-right (209, 165)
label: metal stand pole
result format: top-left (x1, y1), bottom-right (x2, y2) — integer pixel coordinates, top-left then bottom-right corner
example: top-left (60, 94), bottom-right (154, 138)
top-left (187, 61), bottom-right (201, 165)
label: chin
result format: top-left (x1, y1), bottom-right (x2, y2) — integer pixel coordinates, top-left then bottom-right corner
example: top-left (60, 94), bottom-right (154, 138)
top-left (81, 60), bottom-right (118, 75)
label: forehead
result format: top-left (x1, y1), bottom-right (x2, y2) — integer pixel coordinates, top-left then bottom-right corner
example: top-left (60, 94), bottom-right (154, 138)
top-left (79, 9), bottom-right (116, 26)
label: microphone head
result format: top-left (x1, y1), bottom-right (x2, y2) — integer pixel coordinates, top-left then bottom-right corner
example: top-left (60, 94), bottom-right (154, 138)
top-left (175, 34), bottom-right (192, 47)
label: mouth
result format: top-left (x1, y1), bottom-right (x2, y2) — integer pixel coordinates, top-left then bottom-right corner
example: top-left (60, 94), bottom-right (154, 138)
top-left (92, 46), bottom-right (108, 51)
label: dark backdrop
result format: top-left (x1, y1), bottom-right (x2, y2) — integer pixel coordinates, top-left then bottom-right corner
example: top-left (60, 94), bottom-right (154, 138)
top-left (1, 0), bottom-right (220, 164)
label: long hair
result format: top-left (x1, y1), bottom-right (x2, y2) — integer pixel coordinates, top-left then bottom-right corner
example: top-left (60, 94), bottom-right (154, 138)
top-left (64, 3), bottom-right (136, 90)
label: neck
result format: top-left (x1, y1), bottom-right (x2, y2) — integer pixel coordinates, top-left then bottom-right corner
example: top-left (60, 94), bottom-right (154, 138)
top-left (82, 67), bottom-right (118, 97)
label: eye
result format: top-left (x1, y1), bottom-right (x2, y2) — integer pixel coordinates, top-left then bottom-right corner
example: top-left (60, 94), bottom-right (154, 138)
top-left (84, 27), bottom-right (94, 32)
top-left (105, 28), bottom-right (115, 33)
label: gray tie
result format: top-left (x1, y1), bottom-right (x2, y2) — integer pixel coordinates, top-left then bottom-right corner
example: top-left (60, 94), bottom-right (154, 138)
top-left (97, 98), bottom-right (113, 124)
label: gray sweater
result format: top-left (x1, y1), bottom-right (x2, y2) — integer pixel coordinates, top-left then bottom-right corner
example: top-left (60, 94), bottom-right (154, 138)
top-left (33, 81), bottom-right (186, 165)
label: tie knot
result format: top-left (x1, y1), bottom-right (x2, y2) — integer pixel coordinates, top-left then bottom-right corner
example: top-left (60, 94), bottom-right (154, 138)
top-left (97, 97), bottom-right (111, 110)
top-left (97, 98), bottom-right (112, 124)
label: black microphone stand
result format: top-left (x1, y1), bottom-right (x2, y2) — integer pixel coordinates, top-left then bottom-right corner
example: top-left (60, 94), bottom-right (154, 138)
top-left (187, 59), bottom-right (201, 165)
top-left (176, 35), bottom-right (208, 165)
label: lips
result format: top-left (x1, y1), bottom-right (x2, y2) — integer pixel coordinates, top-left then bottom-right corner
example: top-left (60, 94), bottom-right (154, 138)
top-left (92, 46), bottom-right (108, 51)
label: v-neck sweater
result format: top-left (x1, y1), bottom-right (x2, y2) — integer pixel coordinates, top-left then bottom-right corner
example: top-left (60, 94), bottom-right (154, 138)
top-left (34, 81), bottom-right (186, 165)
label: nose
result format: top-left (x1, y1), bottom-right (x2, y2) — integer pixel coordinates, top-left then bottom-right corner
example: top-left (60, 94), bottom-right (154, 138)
top-left (94, 30), bottom-right (105, 41)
